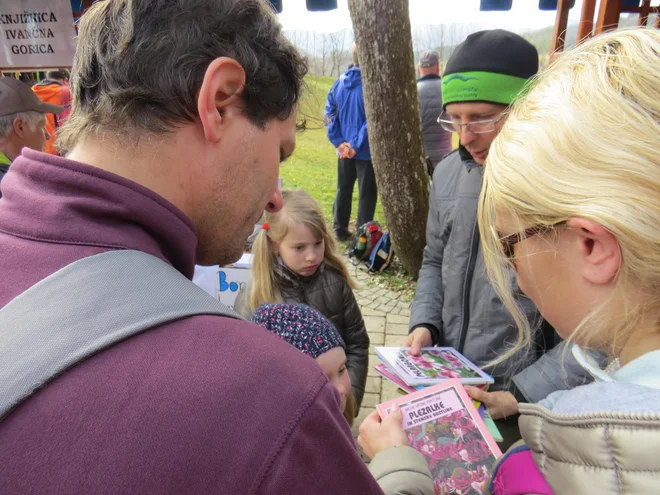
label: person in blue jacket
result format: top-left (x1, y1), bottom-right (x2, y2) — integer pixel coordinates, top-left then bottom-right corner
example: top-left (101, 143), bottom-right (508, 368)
top-left (324, 45), bottom-right (377, 242)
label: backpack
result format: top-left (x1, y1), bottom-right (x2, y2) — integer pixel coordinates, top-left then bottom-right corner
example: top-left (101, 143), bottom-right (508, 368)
top-left (367, 229), bottom-right (394, 272)
top-left (0, 250), bottom-right (240, 420)
top-left (348, 221), bottom-right (383, 265)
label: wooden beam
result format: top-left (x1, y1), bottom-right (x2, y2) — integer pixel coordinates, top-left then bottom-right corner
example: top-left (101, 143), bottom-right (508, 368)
top-left (620, 6), bottom-right (659, 13)
top-left (551, 0), bottom-right (572, 54)
top-left (639, 0), bottom-right (651, 26)
top-left (596, 0), bottom-right (622, 35)
top-left (577, 0), bottom-right (597, 43)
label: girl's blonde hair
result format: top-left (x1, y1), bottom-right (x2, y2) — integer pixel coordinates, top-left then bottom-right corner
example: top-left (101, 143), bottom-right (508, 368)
top-left (249, 189), bottom-right (357, 312)
top-left (343, 392), bottom-right (356, 427)
top-left (478, 29), bottom-right (660, 363)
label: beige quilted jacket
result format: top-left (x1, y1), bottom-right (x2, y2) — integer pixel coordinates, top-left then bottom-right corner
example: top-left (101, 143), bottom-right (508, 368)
top-left (518, 402), bottom-right (660, 494)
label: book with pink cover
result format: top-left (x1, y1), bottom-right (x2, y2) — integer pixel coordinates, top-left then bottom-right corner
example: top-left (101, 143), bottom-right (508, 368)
top-left (373, 363), bottom-right (418, 393)
top-left (374, 363), bottom-right (503, 442)
top-left (377, 379), bottom-right (502, 495)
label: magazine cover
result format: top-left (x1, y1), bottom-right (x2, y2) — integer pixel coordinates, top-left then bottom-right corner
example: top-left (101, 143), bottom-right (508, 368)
top-left (375, 346), bottom-right (494, 386)
top-left (377, 379), bottom-right (502, 495)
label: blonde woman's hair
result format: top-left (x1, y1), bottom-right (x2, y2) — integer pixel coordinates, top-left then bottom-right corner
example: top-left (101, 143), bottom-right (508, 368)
top-left (478, 28), bottom-right (660, 364)
top-left (249, 189), bottom-right (357, 312)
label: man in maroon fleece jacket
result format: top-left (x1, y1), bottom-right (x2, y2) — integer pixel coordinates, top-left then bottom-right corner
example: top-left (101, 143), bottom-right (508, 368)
top-left (0, 1), bottom-right (411, 493)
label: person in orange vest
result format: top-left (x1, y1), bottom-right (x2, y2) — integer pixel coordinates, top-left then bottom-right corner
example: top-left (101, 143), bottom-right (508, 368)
top-left (32, 70), bottom-right (71, 155)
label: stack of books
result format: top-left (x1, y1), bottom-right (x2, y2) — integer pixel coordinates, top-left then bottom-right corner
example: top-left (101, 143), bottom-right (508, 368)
top-left (374, 346), bottom-right (495, 388)
top-left (374, 347), bottom-right (504, 495)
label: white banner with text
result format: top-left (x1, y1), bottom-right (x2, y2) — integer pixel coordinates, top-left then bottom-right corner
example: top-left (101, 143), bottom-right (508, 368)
top-left (1, 0), bottom-right (76, 69)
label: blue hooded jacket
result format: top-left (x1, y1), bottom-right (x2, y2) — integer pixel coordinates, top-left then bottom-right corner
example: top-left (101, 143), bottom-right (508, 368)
top-left (324, 67), bottom-right (371, 161)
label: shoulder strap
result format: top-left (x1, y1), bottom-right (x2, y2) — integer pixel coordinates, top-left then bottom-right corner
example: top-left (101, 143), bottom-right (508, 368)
top-left (0, 250), bottom-right (241, 420)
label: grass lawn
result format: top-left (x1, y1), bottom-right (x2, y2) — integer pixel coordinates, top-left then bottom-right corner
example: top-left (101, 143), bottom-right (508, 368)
top-left (280, 75), bottom-right (386, 227)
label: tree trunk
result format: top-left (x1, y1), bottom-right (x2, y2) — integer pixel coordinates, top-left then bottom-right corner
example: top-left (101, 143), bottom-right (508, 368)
top-left (348, 0), bottom-right (429, 278)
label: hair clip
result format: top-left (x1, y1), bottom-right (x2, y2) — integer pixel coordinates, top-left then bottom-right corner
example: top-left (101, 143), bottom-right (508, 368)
top-left (262, 222), bottom-right (270, 231)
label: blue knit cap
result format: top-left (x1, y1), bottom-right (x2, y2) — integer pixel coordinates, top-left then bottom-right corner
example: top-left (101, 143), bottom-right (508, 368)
top-left (251, 303), bottom-right (345, 359)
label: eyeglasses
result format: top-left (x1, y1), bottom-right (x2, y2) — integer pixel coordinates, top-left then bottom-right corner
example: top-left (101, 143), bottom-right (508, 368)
top-left (498, 222), bottom-right (567, 260)
top-left (437, 112), bottom-right (507, 134)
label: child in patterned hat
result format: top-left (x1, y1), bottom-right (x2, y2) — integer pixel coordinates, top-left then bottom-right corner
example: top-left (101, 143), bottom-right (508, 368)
top-left (251, 302), bottom-right (356, 425)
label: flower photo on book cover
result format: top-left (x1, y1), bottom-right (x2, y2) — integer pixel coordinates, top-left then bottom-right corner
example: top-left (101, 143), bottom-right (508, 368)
top-left (407, 408), bottom-right (496, 495)
top-left (403, 349), bottom-right (482, 380)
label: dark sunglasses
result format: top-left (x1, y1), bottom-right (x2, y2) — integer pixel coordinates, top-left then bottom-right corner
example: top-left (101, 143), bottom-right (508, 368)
top-left (498, 222), bottom-right (567, 260)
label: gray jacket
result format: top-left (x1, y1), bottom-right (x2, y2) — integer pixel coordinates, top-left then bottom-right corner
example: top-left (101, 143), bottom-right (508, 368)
top-left (416, 74), bottom-right (452, 168)
top-left (519, 380), bottom-right (660, 494)
top-left (486, 382), bottom-right (660, 495)
top-left (409, 148), bottom-right (593, 402)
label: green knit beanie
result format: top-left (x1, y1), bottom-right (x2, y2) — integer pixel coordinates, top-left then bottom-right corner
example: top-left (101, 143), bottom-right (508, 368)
top-left (442, 29), bottom-right (539, 108)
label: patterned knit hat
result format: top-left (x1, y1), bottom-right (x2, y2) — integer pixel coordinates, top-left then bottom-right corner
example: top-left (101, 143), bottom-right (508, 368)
top-left (442, 29), bottom-right (539, 108)
top-left (251, 303), bottom-right (345, 359)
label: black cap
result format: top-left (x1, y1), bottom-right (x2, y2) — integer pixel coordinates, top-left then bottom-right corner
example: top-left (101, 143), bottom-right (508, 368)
top-left (444, 29), bottom-right (538, 80)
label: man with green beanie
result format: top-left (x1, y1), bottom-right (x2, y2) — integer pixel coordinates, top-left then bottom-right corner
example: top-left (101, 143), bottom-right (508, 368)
top-left (403, 30), bottom-right (596, 448)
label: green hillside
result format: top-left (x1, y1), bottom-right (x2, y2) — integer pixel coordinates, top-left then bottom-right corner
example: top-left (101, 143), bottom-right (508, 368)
top-left (280, 74), bottom-right (385, 228)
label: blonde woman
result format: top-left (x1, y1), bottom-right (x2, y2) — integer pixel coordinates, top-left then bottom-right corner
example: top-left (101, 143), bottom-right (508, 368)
top-left (471, 29), bottom-right (660, 494)
top-left (235, 189), bottom-right (369, 412)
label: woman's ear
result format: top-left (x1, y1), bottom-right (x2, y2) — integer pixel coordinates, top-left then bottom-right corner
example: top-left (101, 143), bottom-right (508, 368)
top-left (567, 218), bottom-right (621, 285)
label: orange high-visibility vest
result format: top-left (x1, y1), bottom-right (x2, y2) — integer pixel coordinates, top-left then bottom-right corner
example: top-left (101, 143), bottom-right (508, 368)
top-left (32, 81), bottom-right (72, 155)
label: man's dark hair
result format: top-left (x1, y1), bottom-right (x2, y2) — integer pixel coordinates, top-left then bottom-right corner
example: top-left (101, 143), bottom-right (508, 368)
top-left (59, 0), bottom-right (307, 152)
top-left (46, 69), bottom-right (69, 81)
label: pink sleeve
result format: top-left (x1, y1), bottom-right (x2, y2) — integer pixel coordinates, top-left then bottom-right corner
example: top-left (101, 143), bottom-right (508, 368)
top-left (490, 447), bottom-right (554, 495)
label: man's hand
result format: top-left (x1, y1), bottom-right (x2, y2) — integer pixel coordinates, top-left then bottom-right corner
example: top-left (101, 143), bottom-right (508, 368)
top-left (337, 143), bottom-right (350, 158)
top-left (357, 405), bottom-right (409, 460)
top-left (345, 144), bottom-right (356, 159)
top-left (401, 327), bottom-right (433, 355)
top-left (464, 386), bottom-right (519, 420)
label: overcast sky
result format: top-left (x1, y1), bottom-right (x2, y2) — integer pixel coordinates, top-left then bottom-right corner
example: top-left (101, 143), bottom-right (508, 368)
top-left (278, 0), bottom-right (588, 33)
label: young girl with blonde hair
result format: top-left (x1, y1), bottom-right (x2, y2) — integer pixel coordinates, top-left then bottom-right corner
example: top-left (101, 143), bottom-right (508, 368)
top-left (467, 29), bottom-right (660, 494)
top-left (235, 189), bottom-right (369, 412)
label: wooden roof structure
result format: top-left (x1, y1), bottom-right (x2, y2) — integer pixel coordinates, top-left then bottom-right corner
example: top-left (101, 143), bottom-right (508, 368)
top-left (71, 0), bottom-right (658, 55)
top-left (71, 0), bottom-right (339, 17)
top-left (551, 0), bottom-right (659, 54)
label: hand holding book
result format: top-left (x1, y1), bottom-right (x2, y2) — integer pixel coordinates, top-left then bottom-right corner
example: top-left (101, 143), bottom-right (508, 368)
top-left (464, 385), bottom-right (519, 420)
top-left (401, 326), bottom-right (433, 355)
top-left (376, 380), bottom-right (502, 495)
top-left (357, 405), bottom-right (409, 460)
top-left (375, 346), bottom-right (494, 386)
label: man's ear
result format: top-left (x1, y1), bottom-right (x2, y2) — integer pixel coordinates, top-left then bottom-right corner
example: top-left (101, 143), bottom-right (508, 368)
top-left (197, 57), bottom-right (246, 143)
top-left (567, 218), bottom-right (621, 285)
top-left (12, 117), bottom-right (28, 139)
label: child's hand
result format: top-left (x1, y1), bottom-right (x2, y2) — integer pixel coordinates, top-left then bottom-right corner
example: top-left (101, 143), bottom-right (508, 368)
top-left (357, 405), bottom-right (408, 459)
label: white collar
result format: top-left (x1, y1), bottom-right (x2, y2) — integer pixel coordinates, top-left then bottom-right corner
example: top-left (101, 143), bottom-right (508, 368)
top-left (572, 345), bottom-right (618, 382)
top-left (573, 345), bottom-right (660, 389)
